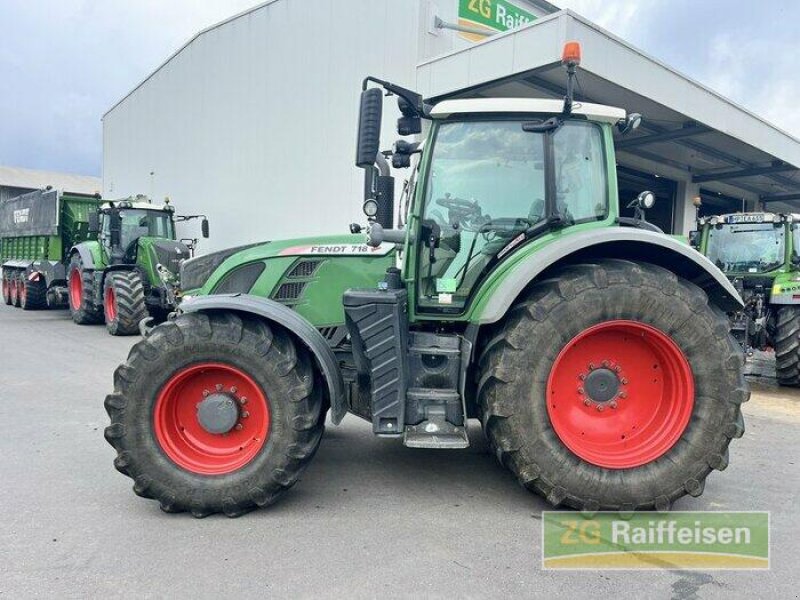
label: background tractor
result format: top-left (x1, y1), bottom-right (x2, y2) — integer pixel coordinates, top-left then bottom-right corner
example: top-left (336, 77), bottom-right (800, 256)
top-left (68, 194), bottom-right (209, 335)
top-left (105, 43), bottom-right (748, 518)
top-left (1, 189), bottom-right (209, 335)
top-left (693, 211), bottom-right (800, 385)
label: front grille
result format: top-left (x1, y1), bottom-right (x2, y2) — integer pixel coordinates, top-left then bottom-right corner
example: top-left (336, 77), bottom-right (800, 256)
top-left (273, 281), bottom-right (306, 301)
top-left (287, 259), bottom-right (322, 278)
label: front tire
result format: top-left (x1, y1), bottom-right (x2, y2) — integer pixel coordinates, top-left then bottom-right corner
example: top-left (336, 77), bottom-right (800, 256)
top-left (104, 271), bottom-right (148, 336)
top-left (2, 270), bottom-right (12, 306)
top-left (68, 254), bottom-right (102, 324)
top-left (104, 312), bottom-right (325, 517)
top-left (477, 260), bottom-right (748, 511)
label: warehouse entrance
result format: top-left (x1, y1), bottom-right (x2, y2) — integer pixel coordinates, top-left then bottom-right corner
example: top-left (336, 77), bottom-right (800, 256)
top-left (617, 167), bottom-right (676, 233)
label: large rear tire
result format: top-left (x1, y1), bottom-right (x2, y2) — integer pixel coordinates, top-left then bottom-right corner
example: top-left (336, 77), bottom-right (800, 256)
top-left (68, 254), bottom-right (102, 324)
top-left (20, 274), bottom-right (48, 310)
top-left (104, 312), bottom-right (325, 517)
top-left (477, 260), bottom-right (748, 511)
top-left (104, 271), bottom-right (148, 336)
top-left (775, 306), bottom-right (800, 386)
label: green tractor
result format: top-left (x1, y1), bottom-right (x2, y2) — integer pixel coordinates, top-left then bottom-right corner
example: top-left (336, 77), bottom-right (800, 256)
top-left (68, 195), bottom-right (209, 335)
top-left (105, 43), bottom-right (748, 517)
top-left (694, 211), bottom-right (800, 385)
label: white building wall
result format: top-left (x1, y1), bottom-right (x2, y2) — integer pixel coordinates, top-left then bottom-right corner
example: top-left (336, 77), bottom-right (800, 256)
top-left (102, 0), bottom-right (554, 251)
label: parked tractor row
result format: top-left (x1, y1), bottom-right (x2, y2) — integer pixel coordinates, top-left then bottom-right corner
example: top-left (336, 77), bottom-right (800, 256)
top-left (0, 188), bottom-right (208, 335)
top-left (102, 43), bottom-right (750, 518)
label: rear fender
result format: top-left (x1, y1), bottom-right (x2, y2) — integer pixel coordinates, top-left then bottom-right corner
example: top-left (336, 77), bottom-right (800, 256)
top-left (180, 294), bottom-right (346, 424)
top-left (473, 227), bottom-right (743, 325)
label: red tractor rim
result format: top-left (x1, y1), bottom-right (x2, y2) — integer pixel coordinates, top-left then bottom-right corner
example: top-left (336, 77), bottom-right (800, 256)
top-left (10, 277), bottom-right (18, 304)
top-left (546, 320), bottom-right (694, 469)
top-left (19, 278), bottom-right (26, 304)
top-left (104, 286), bottom-right (117, 322)
top-left (153, 363), bottom-right (271, 475)
top-left (2, 277), bottom-right (8, 301)
top-left (69, 268), bottom-right (82, 311)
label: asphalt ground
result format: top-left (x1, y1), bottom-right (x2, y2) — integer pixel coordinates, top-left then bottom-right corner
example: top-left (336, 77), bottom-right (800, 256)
top-left (1, 305), bottom-right (798, 599)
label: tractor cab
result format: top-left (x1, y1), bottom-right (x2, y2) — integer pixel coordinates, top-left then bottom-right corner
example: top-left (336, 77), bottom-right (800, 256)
top-left (94, 196), bottom-right (178, 265)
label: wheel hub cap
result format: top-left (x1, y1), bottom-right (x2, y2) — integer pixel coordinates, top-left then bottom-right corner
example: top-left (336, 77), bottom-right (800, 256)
top-left (583, 367), bottom-right (620, 403)
top-left (196, 393), bottom-right (240, 434)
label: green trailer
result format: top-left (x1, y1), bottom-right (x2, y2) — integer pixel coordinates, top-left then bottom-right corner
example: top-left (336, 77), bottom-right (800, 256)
top-left (1, 188), bottom-right (101, 310)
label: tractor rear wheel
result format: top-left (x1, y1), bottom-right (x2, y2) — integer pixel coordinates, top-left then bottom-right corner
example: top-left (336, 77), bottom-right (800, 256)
top-left (774, 306), bottom-right (800, 386)
top-left (104, 312), bottom-right (325, 517)
top-left (104, 271), bottom-right (148, 336)
top-left (20, 274), bottom-right (48, 310)
top-left (477, 259), bottom-right (748, 511)
top-left (68, 254), bottom-right (102, 324)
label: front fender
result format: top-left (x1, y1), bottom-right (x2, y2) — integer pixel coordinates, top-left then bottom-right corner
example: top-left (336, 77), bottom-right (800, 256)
top-left (471, 227), bottom-right (743, 325)
top-left (70, 241), bottom-right (104, 270)
top-left (180, 294), bottom-right (346, 424)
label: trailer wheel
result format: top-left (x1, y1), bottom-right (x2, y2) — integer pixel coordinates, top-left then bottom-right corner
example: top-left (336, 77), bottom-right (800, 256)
top-left (477, 260), bottom-right (748, 511)
top-left (68, 254), bottom-right (102, 324)
top-left (774, 306), bottom-right (800, 386)
top-left (20, 274), bottom-right (48, 310)
top-left (104, 312), bottom-right (325, 517)
top-left (10, 271), bottom-right (21, 307)
top-left (104, 271), bottom-right (149, 336)
top-left (2, 270), bottom-right (12, 306)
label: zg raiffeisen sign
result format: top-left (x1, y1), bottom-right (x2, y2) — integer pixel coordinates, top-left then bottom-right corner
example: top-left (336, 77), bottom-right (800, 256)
top-left (457, 0), bottom-right (537, 42)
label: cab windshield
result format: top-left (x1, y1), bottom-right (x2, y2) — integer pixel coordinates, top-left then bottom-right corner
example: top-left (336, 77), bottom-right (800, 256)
top-left (104, 209), bottom-right (175, 250)
top-left (417, 119), bottom-right (608, 310)
top-left (706, 223), bottom-right (785, 273)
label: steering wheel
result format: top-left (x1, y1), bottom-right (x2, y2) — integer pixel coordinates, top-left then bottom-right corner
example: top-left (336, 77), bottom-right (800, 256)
top-left (436, 195), bottom-right (481, 217)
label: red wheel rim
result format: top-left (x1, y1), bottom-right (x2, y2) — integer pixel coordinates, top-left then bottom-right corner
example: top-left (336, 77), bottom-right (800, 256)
top-left (10, 277), bottom-right (18, 304)
top-left (2, 277), bottom-right (8, 301)
top-left (153, 363), bottom-right (271, 475)
top-left (546, 320), bottom-right (694, 469)
top-left (104, 286), bottom-right (117, 321)
top-left (19, 277), bottom-right (27, 305)
top-left (69, 268), bottom-right (82, 311)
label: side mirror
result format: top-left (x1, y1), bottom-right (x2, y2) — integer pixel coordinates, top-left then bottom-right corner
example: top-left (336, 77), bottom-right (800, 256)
top-left (617, 112), bottom-right (642, 135)
top-left (397, 96), bottom-right (421, 136)
top-left (688, 230), bottom-right (699, 248)
top-left (201, 218), bottom-right (210, 238)
top-left (88, 212), bottom-right (99, 234)
top-left (355, 87), bottom-right (383, 169)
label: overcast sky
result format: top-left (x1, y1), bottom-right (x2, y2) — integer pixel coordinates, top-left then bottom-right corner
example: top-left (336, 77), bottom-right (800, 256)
top-left (0, 0), bottom-right (798, 177)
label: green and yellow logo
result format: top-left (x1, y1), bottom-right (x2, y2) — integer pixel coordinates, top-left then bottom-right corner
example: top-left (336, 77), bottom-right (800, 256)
top-left (457, 0), bottom-right (537, 42)
top-left (543, 512), bottom-right (769, 570)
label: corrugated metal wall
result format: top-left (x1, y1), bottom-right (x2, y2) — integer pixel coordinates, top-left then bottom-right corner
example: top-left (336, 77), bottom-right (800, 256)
top-left (102, 0), bottom-right (553, 251)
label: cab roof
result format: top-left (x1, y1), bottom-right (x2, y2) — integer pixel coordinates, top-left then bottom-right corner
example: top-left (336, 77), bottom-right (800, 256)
top-left (430, 98), bottom-right (626, 124)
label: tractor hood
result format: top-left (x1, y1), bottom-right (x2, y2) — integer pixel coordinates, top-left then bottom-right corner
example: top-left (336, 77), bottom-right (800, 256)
top-left (181, 234), bottom-right (395, 294)
top-left (137, 237), bottom-right (191, 285)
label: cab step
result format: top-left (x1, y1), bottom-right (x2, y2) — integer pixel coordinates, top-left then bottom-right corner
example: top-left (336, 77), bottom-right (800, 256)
top-left (403, 402), bottom-right (469, 449)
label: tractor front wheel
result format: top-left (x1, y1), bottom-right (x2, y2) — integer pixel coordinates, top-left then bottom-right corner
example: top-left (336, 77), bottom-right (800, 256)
top-left (68, 254), bottom-right (103, 324)
top-left (104, 312), bottom-right (325, 517)
top-left (104, 271), bottom-right (148, 336)
top-left (477, 260), bottom-right (748, 511)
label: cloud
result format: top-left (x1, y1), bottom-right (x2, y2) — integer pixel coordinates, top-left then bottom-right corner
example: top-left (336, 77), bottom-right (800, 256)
top-left (0, 0), bottom-right (263, 176)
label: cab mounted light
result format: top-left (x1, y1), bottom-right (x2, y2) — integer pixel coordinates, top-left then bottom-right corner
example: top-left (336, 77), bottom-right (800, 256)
top-left (561, 41), bottom-right (581, 116)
